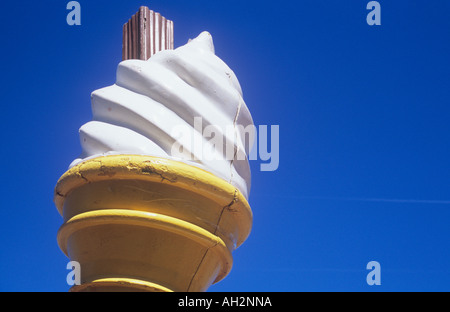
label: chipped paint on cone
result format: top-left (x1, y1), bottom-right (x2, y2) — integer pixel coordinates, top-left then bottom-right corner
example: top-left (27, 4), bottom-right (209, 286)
top-left (54, 155), bottom-right (252, 292)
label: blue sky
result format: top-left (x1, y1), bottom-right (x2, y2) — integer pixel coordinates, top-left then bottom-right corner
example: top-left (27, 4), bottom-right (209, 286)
top-left (0, 0), bottom-right (449, 291)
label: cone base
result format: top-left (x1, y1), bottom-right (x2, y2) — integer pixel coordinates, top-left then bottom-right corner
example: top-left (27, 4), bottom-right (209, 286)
top-left (70, 278), bottom-right (173, 292)
top-left (54, 155), bottom-right (252, 292)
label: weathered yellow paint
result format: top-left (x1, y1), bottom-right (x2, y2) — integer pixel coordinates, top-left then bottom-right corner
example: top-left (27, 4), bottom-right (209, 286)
top-left (54, 155), bottom-right (252, 292)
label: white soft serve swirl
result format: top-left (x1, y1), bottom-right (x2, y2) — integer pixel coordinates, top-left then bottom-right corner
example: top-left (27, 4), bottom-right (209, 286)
top-left (70, 32), bottom-right (254, 199)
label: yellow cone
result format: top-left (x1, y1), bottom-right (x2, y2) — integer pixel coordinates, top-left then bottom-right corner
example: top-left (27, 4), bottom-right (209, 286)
top-left (54, 155), bottom-right (252, 292)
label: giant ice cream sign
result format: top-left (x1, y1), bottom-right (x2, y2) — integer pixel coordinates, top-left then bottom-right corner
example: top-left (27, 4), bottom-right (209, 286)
top-left (55, 8), bottom-right (253, 292)
top-left (71, 31), bottom-right (253, 199)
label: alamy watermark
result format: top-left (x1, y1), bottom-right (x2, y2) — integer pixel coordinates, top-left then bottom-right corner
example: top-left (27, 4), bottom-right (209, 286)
top-left (367, 1), bottom-right (381, 26)
top-left (366, 260), bottom-right (381, 286)
top-left (67, 261), bottom-right (381, 287)
top-left (170, 117), bottom-right (279, 172)
top-left (66, 261), bottom-right (81, 286)
top-left (66, 1), bottom-right (81, 26)
top-left (67, 2), bottom-right (381, 27)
